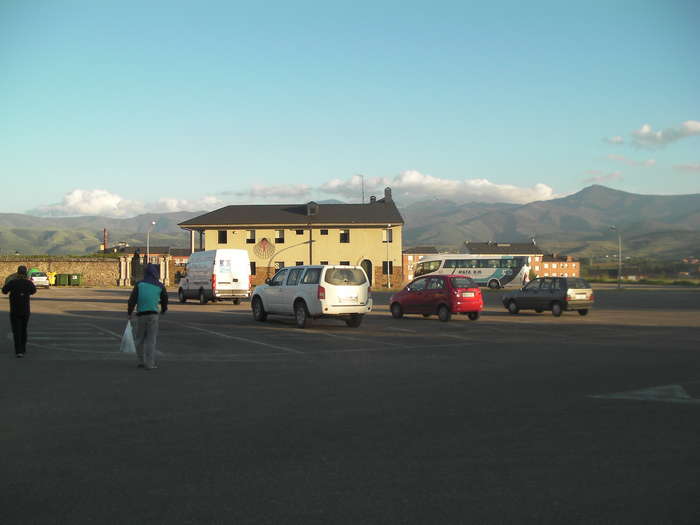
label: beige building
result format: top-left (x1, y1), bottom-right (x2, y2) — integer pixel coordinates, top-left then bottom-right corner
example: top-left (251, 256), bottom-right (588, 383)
top-left (179, 188), bottom-right (404, 287)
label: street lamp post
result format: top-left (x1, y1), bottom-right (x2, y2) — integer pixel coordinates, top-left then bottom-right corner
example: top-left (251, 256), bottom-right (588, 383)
top-left (386, 224), bottom-right (391, 288)
top-left (265, 240), bottom-right (315, 280)
top-left (610, 225), bottom-right (622, 289)
top-left (146, 220), bottom-right (157, 263)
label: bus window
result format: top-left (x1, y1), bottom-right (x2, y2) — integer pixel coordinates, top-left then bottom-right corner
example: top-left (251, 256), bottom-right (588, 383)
top-left (414, 260), bottom-right (441, 276)
top-left (443, 259), bottom-right (458, 269)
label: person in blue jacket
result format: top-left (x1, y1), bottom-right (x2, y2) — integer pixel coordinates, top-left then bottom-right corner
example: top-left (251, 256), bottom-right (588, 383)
top-left (127, 264), bottom-right (168, 370)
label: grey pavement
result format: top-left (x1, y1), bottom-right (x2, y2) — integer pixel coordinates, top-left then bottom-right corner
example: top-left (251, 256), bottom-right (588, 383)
top-left (2, 286), bottom-right (700, 524)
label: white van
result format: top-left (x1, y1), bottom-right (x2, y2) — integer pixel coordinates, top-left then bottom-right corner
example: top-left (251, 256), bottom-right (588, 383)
top-left (178, 249), bottom-right (251, 304)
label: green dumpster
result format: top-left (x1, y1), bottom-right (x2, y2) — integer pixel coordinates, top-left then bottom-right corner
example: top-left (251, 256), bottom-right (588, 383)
top-left (69, 274), bottom-right (82, 286)
top-left (56, 274), bottom-right (69, 286)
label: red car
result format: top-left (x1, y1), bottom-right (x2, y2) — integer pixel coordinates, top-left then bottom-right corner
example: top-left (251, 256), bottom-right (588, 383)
top-left (390, 275), bottom-right (483, 322)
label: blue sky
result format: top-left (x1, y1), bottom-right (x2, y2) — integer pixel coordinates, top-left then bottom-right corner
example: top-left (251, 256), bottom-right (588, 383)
top-left (1, 0), bottom-right (698, 217)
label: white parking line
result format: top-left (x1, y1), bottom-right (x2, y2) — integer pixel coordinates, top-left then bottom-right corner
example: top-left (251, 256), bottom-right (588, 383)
top-left (184, 324), bottom-right (304, 354)
top-left (89, 323), bottom-right (123, 339)
top-left (438, 333), bottom-right (475, 341)
top-left (311, 330), bottom-right (403, 346)
top-left (31, 336), bottom-right (110, 341)
top-left (385, 327), bottom-right (417, 333)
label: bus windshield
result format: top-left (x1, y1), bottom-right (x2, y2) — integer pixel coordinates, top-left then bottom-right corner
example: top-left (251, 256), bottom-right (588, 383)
top-left (414, 260), bottom-right (441, 277)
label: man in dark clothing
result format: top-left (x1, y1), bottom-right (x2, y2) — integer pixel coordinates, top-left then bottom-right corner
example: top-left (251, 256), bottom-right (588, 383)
top-left (127, 264), bottom-right (168, 370)
top-left (2, 265), bottom-right (37, 358)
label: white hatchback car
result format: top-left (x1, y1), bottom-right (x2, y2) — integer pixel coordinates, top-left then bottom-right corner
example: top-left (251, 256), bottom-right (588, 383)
top-left (28, 270), bottom-right (50, 289)
top-left (251, 265), bottom-right (372, 328)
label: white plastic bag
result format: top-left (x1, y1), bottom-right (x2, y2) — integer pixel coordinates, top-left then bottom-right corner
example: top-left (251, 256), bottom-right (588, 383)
top-left (120, 320), bottom-right (136, 354)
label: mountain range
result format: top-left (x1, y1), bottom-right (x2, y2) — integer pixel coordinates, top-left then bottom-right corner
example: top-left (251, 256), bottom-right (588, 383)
top-left (1, 186), bottom-right (698, 259)
top-left (401, 185), bottom-right (700, 259)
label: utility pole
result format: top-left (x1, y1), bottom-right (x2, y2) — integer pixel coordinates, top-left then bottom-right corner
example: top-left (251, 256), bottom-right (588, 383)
top-left (610, 225), bottom-right (622, 289)
top-left (146, 220), bottom-right (156, 263)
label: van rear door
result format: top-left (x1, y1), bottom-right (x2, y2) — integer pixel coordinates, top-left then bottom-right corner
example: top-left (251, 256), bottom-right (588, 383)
top-left (214, 258), bottom-right (236, 296)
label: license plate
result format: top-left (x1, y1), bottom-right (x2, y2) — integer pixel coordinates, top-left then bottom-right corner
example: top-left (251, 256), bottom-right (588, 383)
top-left (462, 292), bottom-right (475, 298)
top-left (576, 294), bottom-right (587, 299)
top-left (339, 296), bottom-right (358, 303)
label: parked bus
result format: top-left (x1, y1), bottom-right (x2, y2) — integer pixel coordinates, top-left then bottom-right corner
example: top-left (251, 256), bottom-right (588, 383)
top-left (413, 254), bottom-right (530, 289)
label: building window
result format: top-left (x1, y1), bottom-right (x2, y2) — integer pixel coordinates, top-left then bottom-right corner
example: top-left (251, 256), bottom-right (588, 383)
top-left (250, 261), bottom-right (256, 275)
top-left (246, 230), bottom-right (256, 244)
top-left (295, 229), bottom-right (304, 235)
top-left (295, 261), bottom-right (303, 266)
top-left (274, 261), bottom-right (285, 270)
top-left (552, 263), bottom-right (557, 269)
top-left (218, 230), bottom-right (227, 244)
top-left (382, 261), bottom-right (393, 275)
top-left (544, 263), bottom-right (549, 268)
top-left (320, 229), bottom-right (328, 236)
top-left (339, 229), bottom-right (350, 243)
top-left (320, 260), bottom-right (329, 265)
top-left (340, 261), bottom-right (350, 266)
top-left (275, 230), bottom-right (284, 244)
top-left (383, 228), bottom-right (393, 243)
top-left (534, 266), bottom-right (540, 271)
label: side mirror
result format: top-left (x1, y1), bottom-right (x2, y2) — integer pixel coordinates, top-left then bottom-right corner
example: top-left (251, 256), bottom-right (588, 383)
top-left (265, 278), bottom-right (271, 285)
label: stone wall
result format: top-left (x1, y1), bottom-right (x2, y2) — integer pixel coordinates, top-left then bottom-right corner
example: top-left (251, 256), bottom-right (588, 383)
top-left (0, 257), bottom-right (121, 286)
top-left (373, 265), bottom-right (402, 289)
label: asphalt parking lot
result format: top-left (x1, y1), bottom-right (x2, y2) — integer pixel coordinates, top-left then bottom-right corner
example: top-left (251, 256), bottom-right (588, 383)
top-left (2, 285), bottom-right (700, 524)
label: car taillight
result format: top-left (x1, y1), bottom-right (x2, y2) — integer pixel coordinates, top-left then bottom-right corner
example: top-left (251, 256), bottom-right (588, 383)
top-left (567, 294), bottom-right (572, 301)
top-left (589, 293), bottom-right (594, 301)
top-left (211, 273), bottom-right (216, 290)
top-left (318, 285), bottom-right (325, 300)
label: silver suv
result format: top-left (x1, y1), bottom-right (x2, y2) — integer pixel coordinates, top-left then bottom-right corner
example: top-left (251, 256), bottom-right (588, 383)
top-left (251, 265), bottom-right (373, 328)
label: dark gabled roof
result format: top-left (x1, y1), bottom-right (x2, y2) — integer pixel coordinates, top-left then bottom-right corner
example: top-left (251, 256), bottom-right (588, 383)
top-left (464, 242), bottom-right (544, 255)
top-left (169, 248), bottom-right (192, 257)
top-left (403, 246), bottom-right (439, 254)
top-left (178, 199), bottom-right (404, 228)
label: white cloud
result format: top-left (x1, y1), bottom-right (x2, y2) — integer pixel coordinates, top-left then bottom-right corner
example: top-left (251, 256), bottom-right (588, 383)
top-left (29, 189), bottom-right (223, 217)
top-left (240, 184), bottom-right (311, 199)
top-left (632, 120), bottom-right (700, 148)
top-left (604, 136), bottom-right (624, 144)
top-left (583, 171), bottom-right (623, 183)
top-left (154, 195), bottom-right (224, 213)
top-left (320, 171), bottom-right (555, 204)
top-left (30, 172), bottom-right (558, 218)
top-left (673, 163), bottom-right (700, 172)
top-left (606, 154), bottom-right (656, 167)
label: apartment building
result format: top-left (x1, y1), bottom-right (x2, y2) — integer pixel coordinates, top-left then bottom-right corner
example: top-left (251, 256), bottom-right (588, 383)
top-left (179, 188), bottom-right (404, 286)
